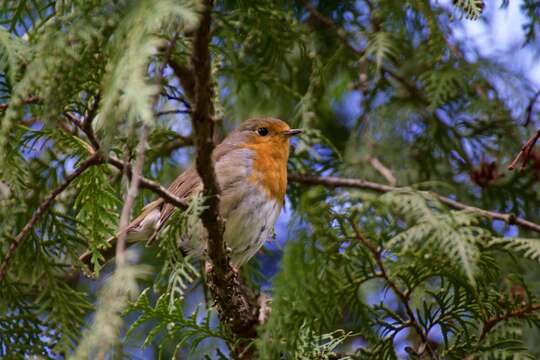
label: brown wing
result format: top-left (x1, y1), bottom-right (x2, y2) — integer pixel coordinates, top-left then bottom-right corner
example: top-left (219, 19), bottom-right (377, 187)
top-left (145, 142), bottom-right (239, 244)
top-left (145, 166), bottom-right (202, 245)
top-left (80, 142), bottom-right (240, 272)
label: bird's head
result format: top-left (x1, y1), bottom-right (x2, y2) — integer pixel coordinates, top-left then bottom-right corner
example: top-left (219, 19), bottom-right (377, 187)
top-left (228, 117), bottom-right (302, 147)
top-left (221, 117), bottom-right (301, 203)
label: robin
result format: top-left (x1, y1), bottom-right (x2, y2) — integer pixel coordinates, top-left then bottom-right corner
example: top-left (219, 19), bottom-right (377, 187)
top-left (80, 117), bottom-right (301, 271)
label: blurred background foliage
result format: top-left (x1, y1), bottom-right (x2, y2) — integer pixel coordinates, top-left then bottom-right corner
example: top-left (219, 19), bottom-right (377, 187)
top-left (1, 0), bottom-right (540, 358)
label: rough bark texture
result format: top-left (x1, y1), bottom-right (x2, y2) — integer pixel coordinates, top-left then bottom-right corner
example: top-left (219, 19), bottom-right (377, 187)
top-left (189, 1), bottom-right (258, 357)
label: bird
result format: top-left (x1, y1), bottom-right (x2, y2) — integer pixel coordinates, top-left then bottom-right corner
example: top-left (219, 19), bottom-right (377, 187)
top-left (79, 117), bottom-right (301, 272)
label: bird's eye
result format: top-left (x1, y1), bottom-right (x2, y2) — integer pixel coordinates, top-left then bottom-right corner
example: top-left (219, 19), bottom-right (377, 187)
top-left (257, 127), bottom-right (269, 136)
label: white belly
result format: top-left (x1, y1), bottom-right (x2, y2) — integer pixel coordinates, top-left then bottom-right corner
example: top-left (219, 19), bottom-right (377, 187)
top-left (223, 188), bottom-right (282, 266)
top-left (178, 183), bottom-right (282, 266)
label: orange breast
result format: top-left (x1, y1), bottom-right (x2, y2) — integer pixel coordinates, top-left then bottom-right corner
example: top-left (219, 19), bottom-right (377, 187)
top-left (242, 141), bottom-right (289, 205)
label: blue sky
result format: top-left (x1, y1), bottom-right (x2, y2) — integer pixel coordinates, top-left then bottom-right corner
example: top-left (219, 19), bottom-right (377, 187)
top-left (450, 0), bottom-right (540, 86)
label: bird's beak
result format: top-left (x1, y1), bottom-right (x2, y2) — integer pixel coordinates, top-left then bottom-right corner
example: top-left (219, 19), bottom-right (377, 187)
top-left (281, 129), bottom-right (302, 137)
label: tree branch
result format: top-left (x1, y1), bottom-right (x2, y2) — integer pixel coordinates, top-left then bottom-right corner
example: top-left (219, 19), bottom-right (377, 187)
top-left (349, 220), bottom-right (438, 359)
top-left (523, 89), bottom-right (540, 127)
top-left (478, 303), bottom-right (540, 342)
top-left (289, 174), bottom-right (540, 234)
top-left (156, 108), bottom-right (192, 116)
top-left (0, 154), bottom-right (101, 282)
top-left (508, 128), bottom-right (540, 171)
top-left (365, 156), bottom-right (397, 186)
top-left (106, 156), bottom-right (188, 209)
top-left (189, 0), bottom-right (259, 352)
top-left (0, 95), bottom-right (41, 110)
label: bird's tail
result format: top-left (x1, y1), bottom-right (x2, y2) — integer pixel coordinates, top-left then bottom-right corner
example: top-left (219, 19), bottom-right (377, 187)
top-left (79, 199), bottom-right (164, 275)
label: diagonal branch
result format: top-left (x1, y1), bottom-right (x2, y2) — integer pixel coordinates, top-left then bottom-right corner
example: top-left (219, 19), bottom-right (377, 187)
top-left (523, 89), bottom-right (540, 127)
top-left (349, 220), bottom-right (438, 359)
top-left (189, 0), bottom-right (259, 351)
top-left (365, 155), bottom-right (397, 186)
top-left (0, 154), bottom-right (101, 282)
top-left (508, 128), bottom-right (540, 171)
top-left (478, 303), bottom-right (540, 343)
top-left (115, 125), bottom-right (149, 266)
top-left (0, 95), bottom-right (41, 110)
top-left (106, 156), bottom-right (188, 209)
top-left (289, 174), bottom-right (540, 234)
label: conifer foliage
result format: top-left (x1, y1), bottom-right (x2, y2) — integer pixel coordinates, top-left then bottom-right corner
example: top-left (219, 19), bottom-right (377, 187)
top-left (1, 0), bottom-right (540, 358)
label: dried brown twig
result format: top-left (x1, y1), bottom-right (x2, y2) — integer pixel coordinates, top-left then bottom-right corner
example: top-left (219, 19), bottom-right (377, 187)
top-left (478, 303), bottom-right (540, 343)
top-left (523, 89), bottom-right (540, 127)
top-left (508, 128), bottom-right (540, 171)
top-left (0, 95), bottom-right (41, 110)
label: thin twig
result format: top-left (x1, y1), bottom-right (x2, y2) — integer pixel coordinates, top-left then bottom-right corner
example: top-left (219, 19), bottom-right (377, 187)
top-left (0, 154), bottom-right (100, 282)
top-left (151, 135), bottom-right (194, 158)
top-left (83, 94), bottom-right (101, 150)
top-left (478, 303), bottom-right (540, 342)
top-left (161, 92), bottom-right (192, 109)
top-left (156, 109), bottom-right (192, 116)
top-left (523, 89), bottom-right (540, 127)
top-left (106, 156), bottom-right (188, 209)
top-left (0, 96), bottom-right (41, 110)
top-left (349, 220), bottom-right (438, 359)
top-left (508, 128), bottom-right (540, 171)
top-left (62, 95), bottom-right (101, 152)
top-left (366, 156), bottom-right (397, 186)
top-left (115, 125), bottom-right (149, 266)
top-left (289, 174), bottom-right (540, 234)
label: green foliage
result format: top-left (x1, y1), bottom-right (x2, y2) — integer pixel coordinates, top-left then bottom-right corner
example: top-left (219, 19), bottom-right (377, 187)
top-left (73, 165), bottom-right (121, 273)
top-left (293, 325), bottom-right (357, 360)
top-left (452, 0), bottom-right (485, 20)
top-left (69, 259), bottom-right (149, 359)
top-left (98, 0), bottom-right (198, 136)
top-left (126, 288), bottom-right (230, 357)
top-left (420, 67), bottom-right (468, 109)
top-left (259, 190), bottom-right (540, 358)
top-left (0, 303), bottom-right (53, 358)
top-left (0, 27), bottom-right (27, 83)
top-left (363, 32), bottom-right (397, 74)
top-left (382, 190), bottom-right (487, 285)
top-left (2, 0), bottom-right (540, 359)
